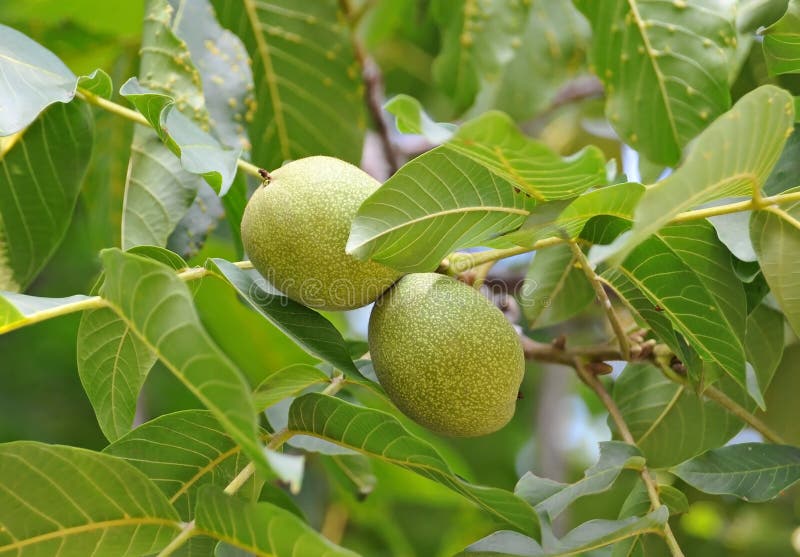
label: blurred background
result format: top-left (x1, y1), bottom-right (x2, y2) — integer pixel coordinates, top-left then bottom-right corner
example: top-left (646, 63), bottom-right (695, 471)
top-left (1, 1), bottom-right (799, 555)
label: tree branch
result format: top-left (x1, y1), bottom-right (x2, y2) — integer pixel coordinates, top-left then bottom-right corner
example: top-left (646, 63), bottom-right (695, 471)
top-left (573, 359), bottom-right (685, 557)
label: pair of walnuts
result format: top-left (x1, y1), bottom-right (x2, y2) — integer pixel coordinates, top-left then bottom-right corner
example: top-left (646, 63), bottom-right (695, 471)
top-left (241, 156), bottom-right (524, 437)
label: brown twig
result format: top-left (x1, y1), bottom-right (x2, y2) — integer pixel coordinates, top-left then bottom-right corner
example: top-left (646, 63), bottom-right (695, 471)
top-left (574, 359), bottom-right (685, 557)
top-left (339, 0), bottom-right (400, 174)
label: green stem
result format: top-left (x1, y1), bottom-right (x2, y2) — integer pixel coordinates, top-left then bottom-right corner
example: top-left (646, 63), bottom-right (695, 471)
top-left (0, 261), bottom-right (254, 336)
top-left (75, 87), bottom-right (264, 179)
top-left (155, 522), bottom-right (196, 557)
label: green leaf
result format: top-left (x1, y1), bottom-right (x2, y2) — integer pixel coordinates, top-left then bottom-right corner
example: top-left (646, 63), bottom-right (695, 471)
top-left (763, 0), bottom-right (800, 75)
top-left (760, 344), bottom-right (800, 445)
top-left (325, 454), bottom-right (377, 500)
top-left (77, 307), bottom-right (157, 441)
top-left (287, 393), bottom-right (540, 536)
top-left (575, 0), bottom-right (736, 165)
top-left (0, 291), bottom-right (92, 333)
top-left (120, 77), bottom-right (241, 193)
top-left (515, 441), bottom-right (644, 520)
top-left (211, 0), bottom-right (366, 170)
top-left (0, 441), bottom-right (181, 556)
top-left (0, 24), bottom-right (77, 134)
top-left (468, 2), bottom-right (590, 122)
top-left (612, 363), bottom-right (745, 468)
top-left (167, 182), bottom-right (225, 259)
top-left (671, 443), bottom-right (800, 502)
top-left (122, 132), bottom-right (203, 249)
top-left (449, 112), bottom-right (608, 201)
top-left (384, 94), bottom-right (456, 142)
top-left (509, 182), bottom-right (645, 247)
top-left (751, 190), bottom-right (800, 336)
top-left (0, 101), bottom-right (93, 291)
top-left (78, 68), bottom-right (113, 99)
top-left (432, 0), bottom-right (530, 114)
top-left (605, 220), bottom-right (748, 389)
top-left (463, 507), bottom-right (668, 557)
top-left (195, 485), bottom-right (358, 556)
top-left (252, 364), bottom-right (331, 411)
top-left (744, 303), bottom-right (786, 406)
top-left (104, 410), bottom-right (262, 519)
top-left (611, 481), bottom-right (688, 557)
top-left (207, 259), bottom-right (358, 375)
top-left (519, 244), bottom-right (594, 328)
top-left (100, 248), bottom-right (268, 472)
top-left (606, 85), bottom-right (795, 264)
top-left (347, 146), bottom-right (535, 272)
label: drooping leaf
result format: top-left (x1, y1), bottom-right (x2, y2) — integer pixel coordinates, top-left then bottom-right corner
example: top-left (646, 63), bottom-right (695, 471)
top-left (167, 182), bottom-right (226, 259)
top-left (605, 85), bottom-right (795, 264)
top-left (206, 259), bottom-right (358, 375)
top-left (121, 78), bottom-right (241, 194)
top-left (287, 393), bottom-right (540, 536)
top-left (462, 507), bottom-right (668, 557)
top-left (519, 244), bottom-right (594, 328)
top-left (515, 441), bottom-right (644, 520)
top-left (195, 485), bottom-right (359, 556)
top-left (0, 441), bottom-right (181, 556)
top-left (347, 146), bottom-right (536, 272)
top-left (211, 0), bottom-right (366, 170)
top-left (744, 303), bottom-right (786, 406)
top-left (751, 190), bottom-right (800, 336)
top-left (671, 443), bottom-right (800, 502)
top-left (762, 0), bottom-right (800, 75)
top-left (325, 454), bottom-right (378, 500)
top-left (77, 306), bottom-right (157, 441)
top-left (432, 0), bottom-right (530, 114)
top-left (252, 364), bottom-right (331, 411)
top-left (575, 0), bottom-right (736, 165)
top-left (104, 410), bottom-right (262, 519)
top-left (0, 101), bottom-right (93, 291)
top-left (100, 248), bottom-right (268, 472)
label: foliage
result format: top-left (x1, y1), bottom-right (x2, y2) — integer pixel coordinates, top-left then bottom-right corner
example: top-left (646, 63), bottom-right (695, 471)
top-left (2, 1), bottom-right (800, 556)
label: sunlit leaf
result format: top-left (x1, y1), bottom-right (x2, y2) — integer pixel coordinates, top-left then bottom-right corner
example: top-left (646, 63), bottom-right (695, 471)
top-left (605, 85), bottom-right (795, 264)
top-left (575, 0), bottom-right (736, 165)
top-left (348, 146), bottom-right (534, 272)
top-left (0, 291), bottom-right (92, 333)
top-left (287, 393), bottom-right (539, 536)
top-left (0, 441), bottom-right (181, 556)
top-left (384, 94), bottom-right (455, 143)
top-left (672, 443), bottom-right (800, 502)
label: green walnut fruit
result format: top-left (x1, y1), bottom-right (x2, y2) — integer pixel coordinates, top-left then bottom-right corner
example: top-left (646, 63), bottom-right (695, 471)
top-left (369, 273), bottom-right (525, 437)
top-left (241, 156), bottom-right (401, 311)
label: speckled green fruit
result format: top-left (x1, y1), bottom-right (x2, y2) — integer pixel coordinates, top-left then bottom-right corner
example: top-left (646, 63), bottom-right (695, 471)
top-left (241, 156), bottom-right (402, 311)
top-left (369, 273), bottom-right (525, 437)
